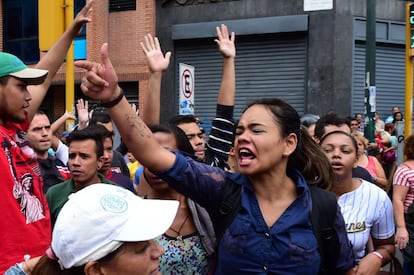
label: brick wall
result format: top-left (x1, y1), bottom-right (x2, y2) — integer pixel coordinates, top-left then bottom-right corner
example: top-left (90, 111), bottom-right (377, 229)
top-left (87, 0), bottom-right (154, 105)
top-left (1, 0), bottom-right (155, 118)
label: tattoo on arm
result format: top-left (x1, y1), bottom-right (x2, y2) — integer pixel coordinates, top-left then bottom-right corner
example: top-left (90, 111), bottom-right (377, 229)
top-left (125, 113), bottom-right (151, 139)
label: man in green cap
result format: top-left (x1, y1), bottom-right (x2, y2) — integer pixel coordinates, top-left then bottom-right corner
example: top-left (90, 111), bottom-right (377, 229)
top-left (0, 2), bottom-right (93, 273)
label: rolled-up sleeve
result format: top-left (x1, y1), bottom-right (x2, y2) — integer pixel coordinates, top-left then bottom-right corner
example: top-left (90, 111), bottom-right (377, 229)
top-left (157, 152), bottom-right (227, 209)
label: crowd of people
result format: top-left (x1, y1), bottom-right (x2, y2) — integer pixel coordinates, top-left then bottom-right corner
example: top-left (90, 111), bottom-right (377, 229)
top-left (1, 1), bottom-right (414, 274)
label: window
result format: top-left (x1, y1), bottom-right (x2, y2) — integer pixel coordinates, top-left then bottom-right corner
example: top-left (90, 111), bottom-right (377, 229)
top-left (74, 0), bottom-right (87, 37)
top-left (3, 0), bottom-right (39, 64)
top-left (74, 0), bottom-right (87, 59)
top-left (3, 0), bottom-right (88, 63)
top-left (109, 0), bottom-right (136, 12)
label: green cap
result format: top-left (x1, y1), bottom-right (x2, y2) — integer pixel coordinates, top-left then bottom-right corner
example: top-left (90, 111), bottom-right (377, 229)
top-left (0, 52), bottom-right (48, 85)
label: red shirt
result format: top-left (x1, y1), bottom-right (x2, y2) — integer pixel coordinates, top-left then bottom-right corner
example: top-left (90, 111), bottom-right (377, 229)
top-left (0, 120), bottom-right (51, 273)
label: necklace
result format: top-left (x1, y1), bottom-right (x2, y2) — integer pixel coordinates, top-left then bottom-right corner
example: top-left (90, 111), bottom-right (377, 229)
top-left (168, 213), bottom-right (190, 240)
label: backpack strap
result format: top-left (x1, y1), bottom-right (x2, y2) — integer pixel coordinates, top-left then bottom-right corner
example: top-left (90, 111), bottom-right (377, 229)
top-left (211, 178), bottom-right (242, 242)
top-left (309, 185), bottom-right (338, 275)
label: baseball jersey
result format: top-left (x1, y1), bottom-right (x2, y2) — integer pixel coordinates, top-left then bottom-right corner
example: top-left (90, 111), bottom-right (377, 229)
top-left (337, 180), bottom-right (395, 261)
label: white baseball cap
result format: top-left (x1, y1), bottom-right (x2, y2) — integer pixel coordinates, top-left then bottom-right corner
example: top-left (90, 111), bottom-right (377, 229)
top-left (52, 184), bottom-right (179, 269)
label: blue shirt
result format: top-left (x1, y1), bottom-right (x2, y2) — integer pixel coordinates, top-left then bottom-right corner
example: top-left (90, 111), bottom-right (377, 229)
top-left (385, 115), bottom-right (394, 124)
top-left (133, 165), bottom-right (144, 185)
top-left (158, 153), bottom-right (355, 274)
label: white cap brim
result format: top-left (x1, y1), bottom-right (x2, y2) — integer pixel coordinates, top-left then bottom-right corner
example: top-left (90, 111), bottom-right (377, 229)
top-left (9, 68), bottom-right (48, 85)
top-left (116, 198), bottom-right (179, 242)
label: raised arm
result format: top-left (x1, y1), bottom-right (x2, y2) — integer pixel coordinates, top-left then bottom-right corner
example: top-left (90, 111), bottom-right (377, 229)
top-left (28, 0), bottom-right (93, 122)
top-left (50, 111), bottom-right (75, 153)
top-left (215, 24), bottom-right (236, 107)
top-left (75, 43), bottom-right (176, 172)
top-left (207, 25), bottom-right (237, 166)
top-left (50, 111), bottom-right (76, 133)
top-left (139, 34), bottom-right (171, 125)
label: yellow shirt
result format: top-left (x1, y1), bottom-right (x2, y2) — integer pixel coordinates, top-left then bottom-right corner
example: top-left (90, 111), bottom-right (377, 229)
top-left (127, 161), bottom-right (140, 181)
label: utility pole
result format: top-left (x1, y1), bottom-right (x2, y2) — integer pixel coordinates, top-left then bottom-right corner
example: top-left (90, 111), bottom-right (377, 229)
top-left (65, 0), bottom-right (75, 131)
top-left (364, 0), bottom-right (376, 148)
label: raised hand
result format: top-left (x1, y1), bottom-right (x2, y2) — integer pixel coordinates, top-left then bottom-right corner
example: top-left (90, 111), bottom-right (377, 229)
top-left (76, 98), bottom-right (90, 129)
top-left (215, 24), bottom-right (236, 59)
top-left (75, 43), bottom-right (121, 102)
top-left (140, 34), bottom-right (171, 73)
top-left (73, 0), bottom-right (93, 29)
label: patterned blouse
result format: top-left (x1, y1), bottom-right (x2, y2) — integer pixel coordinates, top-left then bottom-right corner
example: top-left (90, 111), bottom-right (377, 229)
top-left (156, 233), bottom-right (209, 274)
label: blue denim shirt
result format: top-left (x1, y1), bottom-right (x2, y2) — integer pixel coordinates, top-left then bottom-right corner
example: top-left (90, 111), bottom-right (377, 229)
top-left (4, 264), bottom-right (25, 275)
top-left (158, 152), bottom-right (354, 274)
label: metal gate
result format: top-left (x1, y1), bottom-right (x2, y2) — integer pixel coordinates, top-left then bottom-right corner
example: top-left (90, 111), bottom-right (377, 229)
top-left (175, 33), bottom-right (307, 131)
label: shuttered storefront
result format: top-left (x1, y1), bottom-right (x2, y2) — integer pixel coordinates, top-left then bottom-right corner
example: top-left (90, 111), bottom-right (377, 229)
top-left (174, 33), bottom-right (307, 130)
top-left (352, 43), bottom-right (405, 119)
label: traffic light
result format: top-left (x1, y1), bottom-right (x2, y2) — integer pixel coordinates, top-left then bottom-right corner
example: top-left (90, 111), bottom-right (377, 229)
top-left (38, 0), bottom-right (65, 51)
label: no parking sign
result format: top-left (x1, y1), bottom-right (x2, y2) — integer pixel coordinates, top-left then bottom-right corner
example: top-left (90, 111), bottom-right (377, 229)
top-left (179, 63), bottom-right (195, 115)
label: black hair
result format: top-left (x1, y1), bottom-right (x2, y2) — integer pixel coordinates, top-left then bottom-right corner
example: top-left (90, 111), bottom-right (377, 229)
top-left (90, 107), bottom-right (111, 125)
top-left (32, 110), bottom-right (52, 124)
top-left (148, 124), bottom-right (194, 155)
top-left (314, 113), bottom-right (351, 140)
top-left (242, 98), bottom-right (334, 189)
top-left (393, 111), bottom-right (404, 123)
top-left (66, 125), bottom-right (107, 158)
top-left (90, 123), bottom-right (114, 142)
top-left (349, 118), bottom-right (359, 125)
top-left (354, 113), bottom-right (363, 119)
top-left (320, 130), bottom-right (358, 157)
top-left (168, 115), bottom-right (198, 126)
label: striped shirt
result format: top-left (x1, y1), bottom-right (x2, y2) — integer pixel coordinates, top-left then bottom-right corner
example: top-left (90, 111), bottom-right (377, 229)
top-left (393, 164), bottom-right (414, 213)
top-left (204, 104), bottom-right (234, 169)
top-left (337, 180), bottom-right (395, 261)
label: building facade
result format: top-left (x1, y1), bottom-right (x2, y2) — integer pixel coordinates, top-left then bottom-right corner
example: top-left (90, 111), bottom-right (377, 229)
top-left (1, 0), bottom-right (154, 126)
top-left (1, 0), bottom-right (409, 131)
top-left (156, 0), bottom-right (407, 130)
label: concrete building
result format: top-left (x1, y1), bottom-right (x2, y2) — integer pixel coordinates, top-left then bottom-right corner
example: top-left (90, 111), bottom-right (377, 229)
top-left (156, 0), bottom-right (408, 130)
